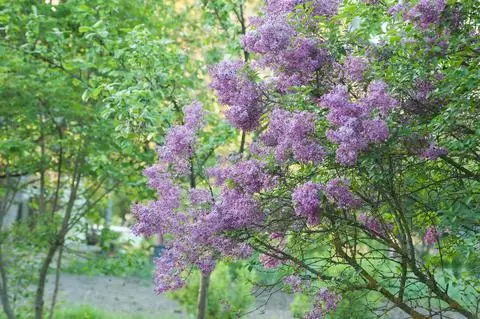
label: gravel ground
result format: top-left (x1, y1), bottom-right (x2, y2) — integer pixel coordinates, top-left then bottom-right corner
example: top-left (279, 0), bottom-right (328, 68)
top-left (46, 274), bottom-right (294, 319)
top-left (46, 274), bottom-right (187, 318)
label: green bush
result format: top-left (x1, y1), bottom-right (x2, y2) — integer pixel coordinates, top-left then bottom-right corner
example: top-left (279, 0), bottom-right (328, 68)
top-left (170, 262), bottom-right (254, 318)
top-left (53, 305), bottom-right (154, 319)
top-left (62, 247), bottom-right (154, 279)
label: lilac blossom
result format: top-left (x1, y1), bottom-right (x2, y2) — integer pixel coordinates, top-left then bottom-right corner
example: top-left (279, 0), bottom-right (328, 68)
top-left (420, 142), bottom-right (448, 160)
top-left (273, 38), bottom-right (331, 90)
top-left (362, 119), bottom-right (390, 142)
top-left (210, 188), bottom-right (264, 230)
top-left (265, 0), bottom-right (303, 14)
top-left (325, 178), bottom-right (362, 209)
top-left (242, 12), bottom-right (330, 90)
top-left (360, 80), bottom-right (398, 116)
top-left (158, 125), bottom-right (195, 175)
top-left (311, 0), bottom-right (341, 18)
top-left (132, 102), bottom-right (253, 293)
top-left (321, 85), bottom-right (361, 126)
top-left (424, 227), bottom-right (438, 245)
top-left (261, 108), bottom-right (325, 164)
top-left (131, 173), bottom-right (184, 237)
top-left (242, 16), bottom-right (294, 54)
top-left (358, 214), bottom-right (392, 237)
top-left (320, 82), bottom-right (397, 165)
top-left (265, 0), bottom-right (339, 17)
top-left (209, 60), bottom-right (263, 131)
top-left (407, 0), bottom-right (447, 29)
top-left (153, 247), bottom-right (187, 294)
top-left (343, 55), bottom-right (368, 82)
top-left (183, 101), bottom-right (205, 129)
top-left (208, 160), bottom-right (276, 193)
top-left (189, 189), bottom-right (212, 206)
top-left (156, 103), bottom-right (205, 175)
top-left (388, 2), bottom-right (407, 16)
top-left (284, 275), bottom-right (305, 292)
top-left (292, 182), bottom-right (323, 225)
top-left (304, 288), bottom-right (341, 319)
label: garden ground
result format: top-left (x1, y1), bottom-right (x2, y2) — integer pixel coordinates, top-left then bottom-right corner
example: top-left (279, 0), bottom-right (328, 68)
top-left (47, 274), bottom-right (294, 319)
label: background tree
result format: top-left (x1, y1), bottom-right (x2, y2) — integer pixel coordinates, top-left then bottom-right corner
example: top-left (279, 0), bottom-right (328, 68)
top-left (0, 0), bottom-right (220, 318)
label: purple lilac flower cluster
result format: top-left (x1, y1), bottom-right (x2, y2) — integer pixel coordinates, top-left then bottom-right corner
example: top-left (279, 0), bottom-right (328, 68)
top-left (132, 169), bottom-right (183, 237)
top-left (283, 275), bottom-right (306, 292)
top-left (424, 226), bottom-right (438, 245)
top-left (199, 159), bottom-right (280, 239)
top-left (325, 178), bottom-right (362, 209)
top-left (292, 178), bottom-right (361, 225)
top-left (419, 142), bottom-right (448, 160)
top-left (265, 0), bottom-right (340, 17)
top-left (133, 103), bottom-right (261, 293)
top-left (209, 159), bottom-right (277, 193)
top-left (209, 60), bottom-right (263, 131)
top-left (156, 101), bottom-right (205, 175)
top-left (304, 288), bottom-right (342, 319)
top-left (388, 2), bottom-right (408, 16)
top-left (242, 5), bottom-right (331, 90)
top-left (321, 82), bottom-right (397, 165)
top-left (358, 214), bottom-right (392, 237)
top-left (343, 55), bottom-right (368, 82)
top-left (265, 0), bottom-right (303, 14)
top-left (292, 181), bottom-right (323, 225)
top-left (261, 108), bottom-right (325, 164)
top-left (389, 0), bottom-right (446, 29)
top-left (407, 0), bottom-right (446, 29)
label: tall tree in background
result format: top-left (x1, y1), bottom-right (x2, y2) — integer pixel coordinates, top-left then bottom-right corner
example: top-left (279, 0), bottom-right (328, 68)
top-left (0, 0), bottom-right (216, 318)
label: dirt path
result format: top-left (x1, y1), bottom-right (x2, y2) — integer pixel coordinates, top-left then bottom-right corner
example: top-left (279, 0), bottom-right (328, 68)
top-left (46, 274), bottom-right (187, 318)
top-left (46, 274), bottom-right (294, 318)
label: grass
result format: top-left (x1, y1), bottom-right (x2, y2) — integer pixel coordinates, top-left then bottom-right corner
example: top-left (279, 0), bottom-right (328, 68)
top-left (54, 305), bottom-right (172, 319)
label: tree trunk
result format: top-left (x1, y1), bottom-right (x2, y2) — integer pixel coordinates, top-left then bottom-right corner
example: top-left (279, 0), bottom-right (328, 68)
top-left (196, 273), bottom-right (210, 319)
top-left (48, 244), bottom-right (64, 319)
top-left (34, 244), bottom-right (58, 319)
top-left (0, 248), bottom-right (16, 319)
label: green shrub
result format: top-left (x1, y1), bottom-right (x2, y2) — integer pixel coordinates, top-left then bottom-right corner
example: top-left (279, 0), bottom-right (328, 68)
top-left (62, 247), bottom-right (154, 279)
top-left (53, 305), bottom-right (155, 319)
top-left (170, 262), bottom-right (254, 318)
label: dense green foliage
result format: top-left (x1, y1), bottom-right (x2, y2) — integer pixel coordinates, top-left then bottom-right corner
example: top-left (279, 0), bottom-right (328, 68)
top-left (170, 262), bottom-right (254, 319)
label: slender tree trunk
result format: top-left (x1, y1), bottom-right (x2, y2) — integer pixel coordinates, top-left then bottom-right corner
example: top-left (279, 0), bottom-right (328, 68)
top-left (0, 175), bottom-right (17, 319)
top-left (196, 273), bottom-right (210, 319)
top-left (0, 248), bottom-right (16, 319)
top-left (48, 244), bottom-right (63, 319)
top-left (34, 244), bottom-right (58, 319)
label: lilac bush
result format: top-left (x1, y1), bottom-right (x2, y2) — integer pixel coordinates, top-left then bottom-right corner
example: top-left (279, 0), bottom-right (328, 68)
top-left (132, 0), bottom-right (480, 317)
